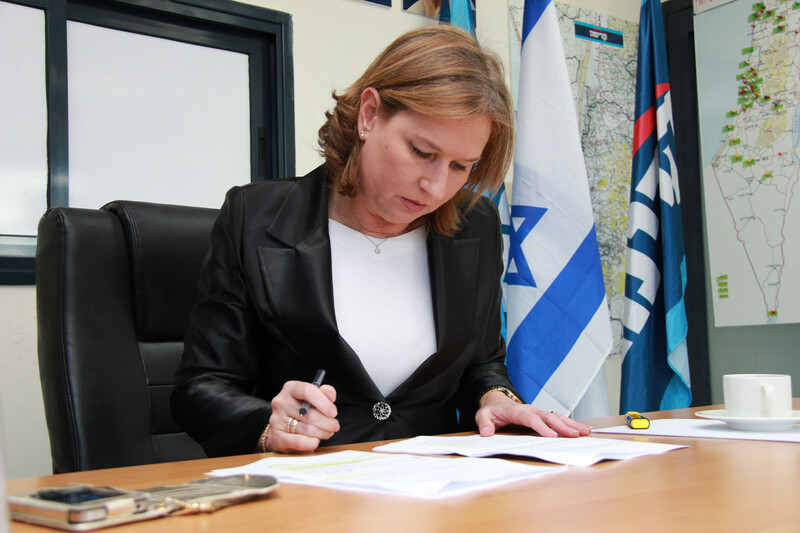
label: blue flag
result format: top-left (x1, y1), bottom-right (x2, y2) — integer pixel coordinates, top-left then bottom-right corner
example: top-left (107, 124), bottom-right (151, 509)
top-left (506, 0), bottom-right (612, 416)
top-left (443, 0), bottom-right (511, 338)
top-left (620, 0), bottom-right (691, 413)
top-left (439, 0), bottom-right (475, 36)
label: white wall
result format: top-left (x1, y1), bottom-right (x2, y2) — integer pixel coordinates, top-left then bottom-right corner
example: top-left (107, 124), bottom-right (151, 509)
top-left (0, 286), bottom-right (47, 478)
top-left (241, 0), bottom-right (640, 176)
top-left (0, 0), bottom-right (642, 479)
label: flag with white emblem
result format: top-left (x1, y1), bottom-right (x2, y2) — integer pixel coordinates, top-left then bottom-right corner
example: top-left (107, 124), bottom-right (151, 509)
top-left (620, 0), bottom-right (691, 413)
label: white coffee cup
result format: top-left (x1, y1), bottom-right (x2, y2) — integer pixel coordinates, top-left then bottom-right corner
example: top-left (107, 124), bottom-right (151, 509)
top-left (723, 374), bottom-right (793, 418)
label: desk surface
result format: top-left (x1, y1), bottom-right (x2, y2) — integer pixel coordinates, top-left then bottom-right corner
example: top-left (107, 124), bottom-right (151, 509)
top-left (7, 402), bottom-right (800, 532)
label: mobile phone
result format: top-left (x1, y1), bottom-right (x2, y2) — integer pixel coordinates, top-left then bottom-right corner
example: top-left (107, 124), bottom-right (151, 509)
top-left (143, 474), bottom-right (279, 512)
top-left (9, 484), bottom-right (169, 531)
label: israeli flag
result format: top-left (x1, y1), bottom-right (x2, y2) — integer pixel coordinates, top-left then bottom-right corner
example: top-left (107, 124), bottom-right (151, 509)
top-left (506, 0), bottom-right (613, 417)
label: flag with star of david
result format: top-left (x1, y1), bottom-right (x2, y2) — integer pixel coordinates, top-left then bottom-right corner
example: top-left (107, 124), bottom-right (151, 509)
top-left (619, 0), bottom-right (691, 414)
top-left (505, 0), bottom-right (612, 417)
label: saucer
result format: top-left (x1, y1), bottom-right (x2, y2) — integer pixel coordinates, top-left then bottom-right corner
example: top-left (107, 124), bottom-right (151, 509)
top-left (695, 409), bottom-right (800, 432)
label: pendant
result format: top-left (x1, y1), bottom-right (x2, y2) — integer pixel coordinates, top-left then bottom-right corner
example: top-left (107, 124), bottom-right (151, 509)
top-left (374, 248), bottom-right (381, 254)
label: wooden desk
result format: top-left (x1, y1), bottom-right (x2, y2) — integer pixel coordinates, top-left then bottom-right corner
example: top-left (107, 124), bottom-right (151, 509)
top-left (7, 403), bottom-right (800, 532)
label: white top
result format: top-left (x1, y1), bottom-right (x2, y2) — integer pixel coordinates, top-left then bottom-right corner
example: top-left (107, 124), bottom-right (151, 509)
top-left (328, 219), bottom-right (437, 397)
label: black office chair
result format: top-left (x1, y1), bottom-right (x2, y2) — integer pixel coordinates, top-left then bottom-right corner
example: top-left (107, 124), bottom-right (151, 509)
top-left (36, 200), bottom-right (218, 473)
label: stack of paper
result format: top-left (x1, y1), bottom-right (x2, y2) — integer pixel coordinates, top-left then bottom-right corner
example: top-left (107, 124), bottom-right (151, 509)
top-left (372, 434), bottom-right (685, 467)
top-left (207, 450), bottom-right (564, 499)
top-left (593, 419), bottom-right (800, 442)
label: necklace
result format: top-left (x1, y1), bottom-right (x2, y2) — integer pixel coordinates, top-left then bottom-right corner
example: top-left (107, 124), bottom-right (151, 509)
top-left (361, 232), bottom-right (394, 254)
top-left (329, 193), bottom-right (401, 254)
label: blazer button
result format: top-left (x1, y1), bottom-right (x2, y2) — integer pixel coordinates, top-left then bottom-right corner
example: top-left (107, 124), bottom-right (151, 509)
top-left (372, 401), bottom-right (391, 421)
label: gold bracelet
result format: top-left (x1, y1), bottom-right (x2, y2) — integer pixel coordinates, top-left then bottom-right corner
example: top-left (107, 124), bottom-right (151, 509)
top-left (480, 386), bottom-right (523, 405)
top-left (257, 424), bottom-right (270, 452)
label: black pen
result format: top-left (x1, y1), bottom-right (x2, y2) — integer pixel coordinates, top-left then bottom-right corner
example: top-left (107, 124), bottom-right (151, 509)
top-left (299, 369), bottom-right (326, 417)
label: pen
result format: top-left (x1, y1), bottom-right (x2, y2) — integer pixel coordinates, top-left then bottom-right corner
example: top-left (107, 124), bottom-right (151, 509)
top-left (299, 369), bottom-right (326, 417)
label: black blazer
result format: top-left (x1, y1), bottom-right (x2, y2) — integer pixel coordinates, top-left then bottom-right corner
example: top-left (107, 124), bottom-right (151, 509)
top-left (171, 165), bottom-right (518, 457)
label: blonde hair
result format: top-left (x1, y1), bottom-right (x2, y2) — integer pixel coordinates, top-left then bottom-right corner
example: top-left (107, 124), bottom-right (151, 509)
top-left (318, 25), bottom-right (514, 236)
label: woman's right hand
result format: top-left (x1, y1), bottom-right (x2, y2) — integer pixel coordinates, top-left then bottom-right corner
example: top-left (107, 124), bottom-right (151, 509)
top-left (262, 380), bottom-right (340, 453)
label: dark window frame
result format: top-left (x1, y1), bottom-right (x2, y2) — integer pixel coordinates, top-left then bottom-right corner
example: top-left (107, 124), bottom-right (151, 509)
top-left (0, 0), bottom-right (294, 284)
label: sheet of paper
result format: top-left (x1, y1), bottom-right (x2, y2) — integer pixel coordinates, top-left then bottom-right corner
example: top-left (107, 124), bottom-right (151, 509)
top-left (371, 434), bottom-right (685, 467)
top-left (206, 450), bottom-right (564, 499)
top-left (593, 419), bottom-right (800, 442)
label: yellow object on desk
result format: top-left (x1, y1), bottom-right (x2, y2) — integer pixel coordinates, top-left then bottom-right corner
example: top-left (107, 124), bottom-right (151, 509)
top-left (625, 411), bottom-right (650, 430)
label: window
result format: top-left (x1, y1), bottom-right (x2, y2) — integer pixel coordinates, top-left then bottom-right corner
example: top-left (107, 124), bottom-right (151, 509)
top-left (0, 0), bottom-right (294, 284)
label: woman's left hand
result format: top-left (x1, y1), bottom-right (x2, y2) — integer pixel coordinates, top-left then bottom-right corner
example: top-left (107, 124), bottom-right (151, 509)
top-left (475, 391), bottom-right (591, 438)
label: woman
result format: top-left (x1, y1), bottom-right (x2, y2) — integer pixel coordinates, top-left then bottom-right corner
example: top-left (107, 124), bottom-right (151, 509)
top-left (171, 25), bottom-right (590, 457)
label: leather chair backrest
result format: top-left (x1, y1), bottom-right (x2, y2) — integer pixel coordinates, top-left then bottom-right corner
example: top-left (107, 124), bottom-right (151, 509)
top-left (36, 200), bottom-right (217, 473)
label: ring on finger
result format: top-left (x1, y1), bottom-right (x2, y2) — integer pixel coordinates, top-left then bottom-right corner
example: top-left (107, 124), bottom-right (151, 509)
top-left (287, 417), bottom-right (298, 434)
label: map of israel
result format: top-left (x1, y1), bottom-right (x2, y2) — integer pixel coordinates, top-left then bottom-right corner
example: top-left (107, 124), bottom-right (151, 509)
top-left (697, 0), bottom-right (800, 326)
top-left (556, 5), bottom-right (638, 357)
top-left (509, 2), bottom-right (638, 356)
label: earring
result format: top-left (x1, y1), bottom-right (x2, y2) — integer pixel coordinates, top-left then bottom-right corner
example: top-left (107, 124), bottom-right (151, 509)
top-left (359, 131), bottom-right (365, 138)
